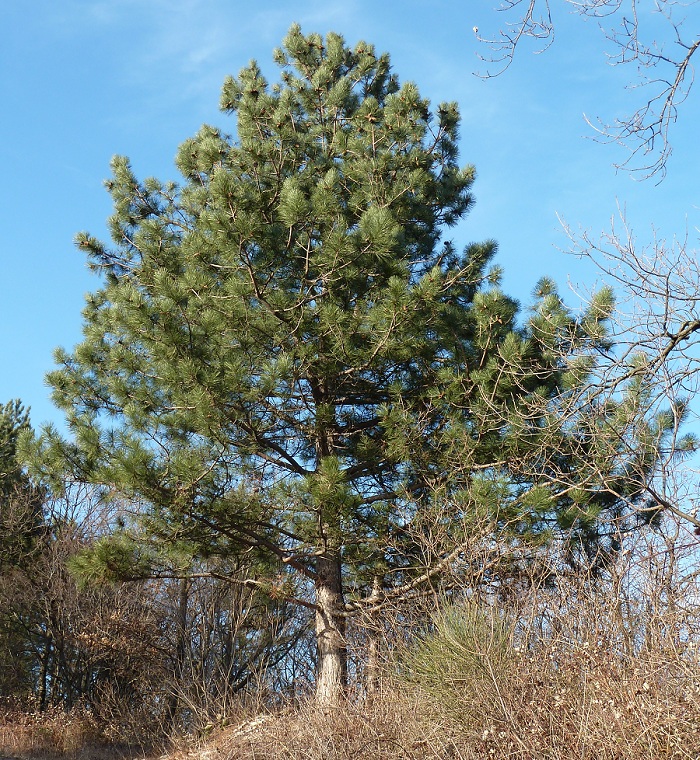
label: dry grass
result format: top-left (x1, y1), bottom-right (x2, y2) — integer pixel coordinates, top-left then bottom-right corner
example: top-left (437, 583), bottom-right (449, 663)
top-left (394, 550), bottom-right (700, 759)
top-left (0, 700), bottom-right (158, 760)
top-left (166, 529), bottom-right (700, 760)
top-left (5, 619), bottom-right (700, 760)
top-left (164, 646), bottom-right (700, 760)
top-left (165, 695), bottom-right (464, 760)
top-left (401, 617), bottom-right (700, 759)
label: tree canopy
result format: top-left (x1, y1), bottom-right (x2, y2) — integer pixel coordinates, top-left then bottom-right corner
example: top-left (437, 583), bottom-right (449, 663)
top-left (0, 400), bottom-right (44, 570)
top-left (26, 25), bottom-right (666, 704)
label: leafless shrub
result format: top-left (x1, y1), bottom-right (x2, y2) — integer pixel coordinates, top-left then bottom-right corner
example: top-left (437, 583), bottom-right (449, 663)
top-left (395, 514), bottom-right (700, 759)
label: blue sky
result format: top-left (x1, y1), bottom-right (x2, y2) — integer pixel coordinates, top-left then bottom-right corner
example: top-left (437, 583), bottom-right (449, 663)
top-left (1, 0), bottom-right (698, 430)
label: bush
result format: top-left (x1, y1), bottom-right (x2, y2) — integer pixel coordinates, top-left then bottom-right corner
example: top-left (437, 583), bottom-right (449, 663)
top-left (401, 601), bottom-right (517, 727)
top-left (399, 584), bottom-right (700, 758)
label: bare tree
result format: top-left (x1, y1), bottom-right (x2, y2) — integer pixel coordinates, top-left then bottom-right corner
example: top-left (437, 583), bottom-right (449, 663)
top-left (558, 210), bottom-right (700, 531)
top-left (477, 0), bottom-right (700, 179)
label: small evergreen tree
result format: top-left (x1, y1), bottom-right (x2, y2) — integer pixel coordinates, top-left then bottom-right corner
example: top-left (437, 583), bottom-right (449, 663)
top-left (0, 400), bottom-right (45, 697)
top-left (0, 401), bottom-right (43, 565)
top-left (27, 27), bottom-right (653, 704)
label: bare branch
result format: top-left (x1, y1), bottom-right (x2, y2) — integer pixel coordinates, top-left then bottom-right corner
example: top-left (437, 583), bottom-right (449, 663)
top-left (560, 208), bottom-right (700, 531)
top-left (479, 0), bottom-right (700, 178)
top-left (476, 0), bottom-right (555, 76)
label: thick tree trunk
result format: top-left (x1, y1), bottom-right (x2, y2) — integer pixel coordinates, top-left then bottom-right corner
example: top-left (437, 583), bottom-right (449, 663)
top-left (314, 554), bottom-right (347, 706)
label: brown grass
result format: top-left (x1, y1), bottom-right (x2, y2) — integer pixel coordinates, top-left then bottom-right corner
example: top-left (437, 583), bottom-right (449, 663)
top-left (5, 620), bottom-right (700, 760)
top-left (401, 622), bottom-right (700, 759)
top-left (165, 695), bottom-right (464, 760)
top-left (163, 643), bottom-right (700, 760)
top-left (165, 527), bottom-right (700, 760)
top-left (0, 700), bottom-right (158, 760)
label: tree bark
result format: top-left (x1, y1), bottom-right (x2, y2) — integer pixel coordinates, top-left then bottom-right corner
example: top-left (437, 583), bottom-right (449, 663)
top-left (314, 554), bottom-right (347, 706)
top-left (365, 576), bottom-right (382, 699)
top-left (38, 631), bottom-right (53, 711)
top-left (166, 577), bottom-right (189, 727)
top-left (366, 633), bottom-right (380, 699)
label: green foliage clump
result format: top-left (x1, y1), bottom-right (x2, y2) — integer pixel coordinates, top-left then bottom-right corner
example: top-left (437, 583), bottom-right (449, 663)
top-left (402, 602), bottom-right (516, 725)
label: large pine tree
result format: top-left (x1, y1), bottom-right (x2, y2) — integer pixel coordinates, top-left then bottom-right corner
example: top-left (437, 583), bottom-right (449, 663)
top-left (30, 27), bottom-right (640, 704)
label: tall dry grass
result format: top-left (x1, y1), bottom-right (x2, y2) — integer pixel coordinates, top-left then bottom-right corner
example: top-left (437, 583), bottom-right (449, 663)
top-left (394, 518), bottom-right (700, 759)
top-left (0, 696), bottom-right (163, 759)
top-left (400, 600), bottom-right (700, 758)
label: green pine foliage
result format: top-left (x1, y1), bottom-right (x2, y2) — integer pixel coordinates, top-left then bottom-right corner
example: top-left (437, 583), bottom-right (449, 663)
top-left (0, 401), bottom-right (46, 698)
top-left (0, 400), bottom-right (44, 569)
top-left (22, 26), bottom-right (671, 699)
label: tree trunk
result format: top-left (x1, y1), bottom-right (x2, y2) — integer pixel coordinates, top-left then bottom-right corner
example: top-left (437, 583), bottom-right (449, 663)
top-left (366, 633), bottom-right (380, 698)
top-left (314, 554), bottom-right (347, 706)
top-left (38, 631), bottom-right (53, 711)
top-left (365, 577), bottom-right (382, 699)
top-left (166, 578), bottom-right (189, 727)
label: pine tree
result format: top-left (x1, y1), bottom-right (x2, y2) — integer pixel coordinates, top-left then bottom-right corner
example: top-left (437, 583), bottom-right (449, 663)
top-left (28, 27), bottom-right (646, 704)
top-left (0, 401), bottom-right (45, 697)
top-left (0, 400), bottom-right (43, 570)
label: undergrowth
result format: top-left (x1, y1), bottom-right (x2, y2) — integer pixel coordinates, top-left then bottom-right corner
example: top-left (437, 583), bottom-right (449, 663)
top-left (4, 528), bottom-right (700, 759)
